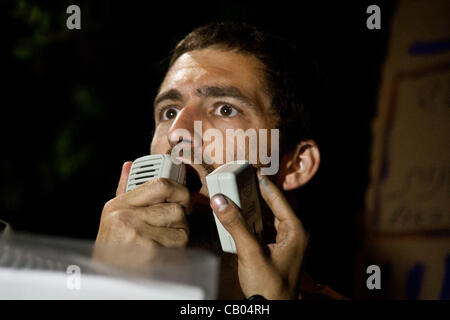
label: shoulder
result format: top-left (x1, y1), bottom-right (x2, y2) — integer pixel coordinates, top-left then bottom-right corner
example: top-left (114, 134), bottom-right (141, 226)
top-left (298, 273), bottom-right (350, 300)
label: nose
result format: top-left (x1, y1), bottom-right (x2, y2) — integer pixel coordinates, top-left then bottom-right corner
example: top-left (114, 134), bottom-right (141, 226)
top-left (167, 105), bottom-right (203, 150)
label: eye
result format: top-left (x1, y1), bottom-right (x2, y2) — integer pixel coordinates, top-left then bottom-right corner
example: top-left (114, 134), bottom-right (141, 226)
top-left (161, 107), bottom-right (179, 121)
top-left (215, 104), bottom-right (239, 118)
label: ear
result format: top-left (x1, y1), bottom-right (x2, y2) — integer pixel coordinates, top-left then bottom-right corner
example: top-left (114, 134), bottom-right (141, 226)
top-left (279, 140), bottom-right (320, 191)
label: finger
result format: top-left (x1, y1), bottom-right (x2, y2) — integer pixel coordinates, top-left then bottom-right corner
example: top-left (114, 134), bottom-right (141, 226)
top-left (257, 170), bottom-right (299, 224)
top-left (137, 223), bottom-right (189, 248)
top-left (116, 161), bottom-right (132, 196)
top-left (123, 177), bottom-right (191, 212)
top-left (138, 203), bottom-right (188, 229)
top-left (210, 194), bottom-right (264, 261)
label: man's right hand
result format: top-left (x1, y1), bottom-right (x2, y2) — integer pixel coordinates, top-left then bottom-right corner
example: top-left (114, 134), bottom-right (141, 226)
top-left (95, 161), bottom-right (191, 253)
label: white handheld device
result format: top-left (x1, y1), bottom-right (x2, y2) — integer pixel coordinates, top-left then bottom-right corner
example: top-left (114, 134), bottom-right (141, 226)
top-left (126, 154), bottom-right (186, 192)
top-left (206, 161), bottom-right (263, 254)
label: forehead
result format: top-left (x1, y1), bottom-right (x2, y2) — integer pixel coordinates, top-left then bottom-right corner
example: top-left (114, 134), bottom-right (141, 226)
top-left (160, 48), bottom-right (267, 100)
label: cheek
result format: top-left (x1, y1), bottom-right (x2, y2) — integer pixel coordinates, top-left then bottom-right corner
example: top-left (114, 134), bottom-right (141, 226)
top-left (150, 125), bottom-right (170, 154)
top-left (221, 132), bottom-right (258, 163)
top-left (204, 120), bottom-right (267, 164)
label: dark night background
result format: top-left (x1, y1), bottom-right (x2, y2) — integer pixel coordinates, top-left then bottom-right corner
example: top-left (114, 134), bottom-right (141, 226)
top-left (1, 0), bottom-right (396, 298)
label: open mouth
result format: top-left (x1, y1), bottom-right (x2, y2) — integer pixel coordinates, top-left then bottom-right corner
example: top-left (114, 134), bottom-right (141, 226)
top-left (184, 163), bottom-right (203, 194)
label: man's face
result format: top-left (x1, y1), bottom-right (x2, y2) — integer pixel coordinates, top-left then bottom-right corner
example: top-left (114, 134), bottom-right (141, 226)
top-left (151, 47), bottom-right (277, 189)
top-left (150, 47), bottom-right (278, 250)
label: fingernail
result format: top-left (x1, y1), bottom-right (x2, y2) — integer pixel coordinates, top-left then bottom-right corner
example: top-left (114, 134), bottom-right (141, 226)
top-left (211, 194), bottom-right (228, 212)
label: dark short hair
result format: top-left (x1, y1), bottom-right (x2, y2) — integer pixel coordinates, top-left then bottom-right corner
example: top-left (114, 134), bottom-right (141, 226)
top-left (168, 22), bottom-right (325, 154)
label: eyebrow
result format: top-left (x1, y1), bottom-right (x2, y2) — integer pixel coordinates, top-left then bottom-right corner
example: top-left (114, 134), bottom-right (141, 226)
top-left (195, 85), bottom-right (252, 104)
top-left (154, 89), bottom-right (183, 106)
top-left (154, 85), bottom-right (253, 108)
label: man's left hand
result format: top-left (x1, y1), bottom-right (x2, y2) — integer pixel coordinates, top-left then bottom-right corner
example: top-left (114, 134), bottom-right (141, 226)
top-left (210, 171), bottom-right (309, 300)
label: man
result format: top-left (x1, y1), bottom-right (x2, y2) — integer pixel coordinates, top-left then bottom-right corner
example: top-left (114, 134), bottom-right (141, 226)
top-left (95, 22), bottom-right (342, 299)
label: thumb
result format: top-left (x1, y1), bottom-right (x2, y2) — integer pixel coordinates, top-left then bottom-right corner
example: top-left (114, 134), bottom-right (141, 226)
top-left (116, 161), bottom-right (132, 196)
top-left (210, 194), bottom-right (262, 259)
